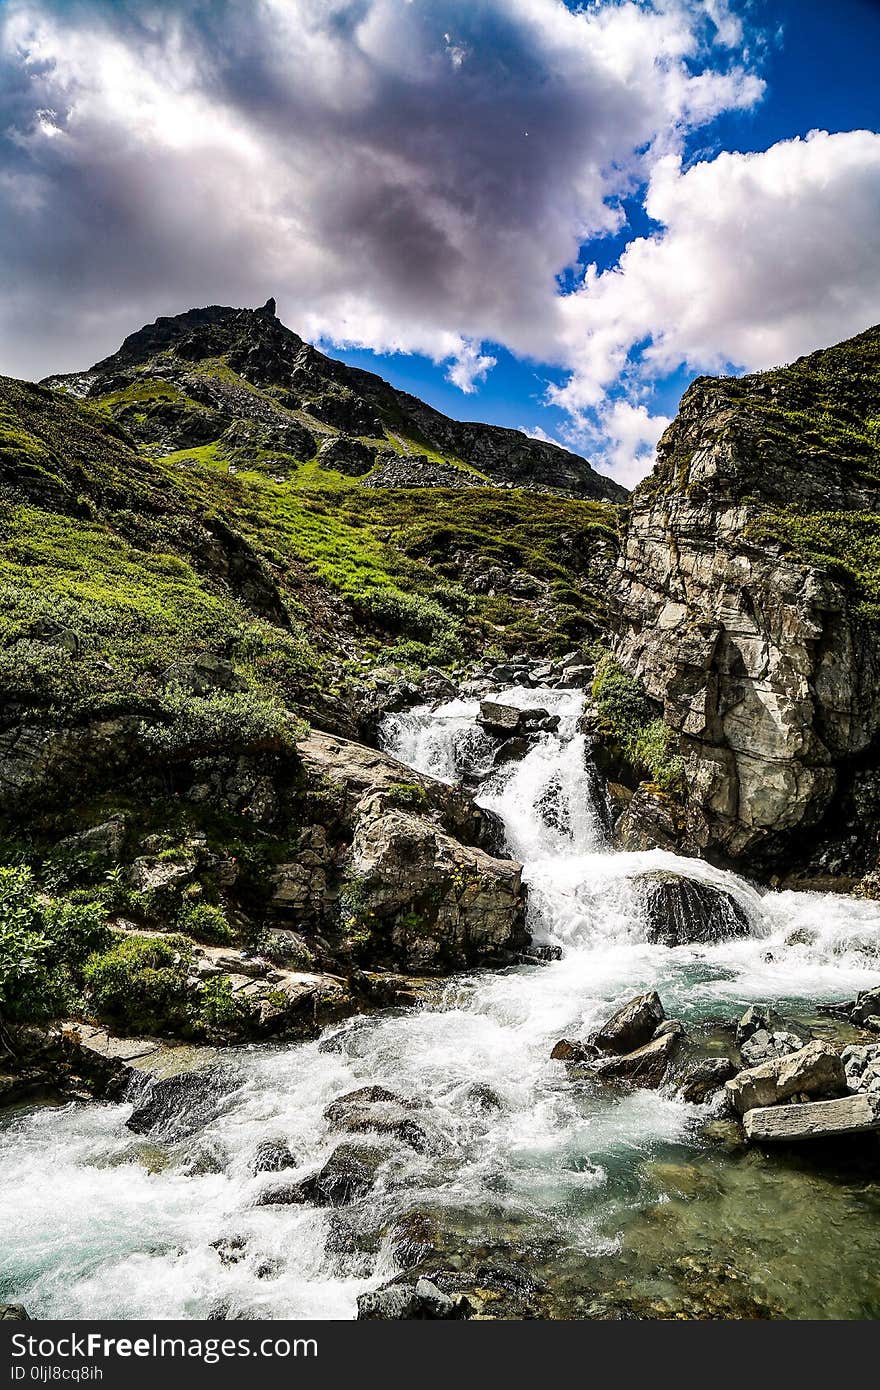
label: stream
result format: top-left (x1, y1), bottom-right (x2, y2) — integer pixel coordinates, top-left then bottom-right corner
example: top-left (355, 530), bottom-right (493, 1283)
top-left (2, 686), bottom-right (879, 1318)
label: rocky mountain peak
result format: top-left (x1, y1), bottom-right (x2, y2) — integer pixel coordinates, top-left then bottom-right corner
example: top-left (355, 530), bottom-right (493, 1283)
top-left (44, 300), bottom-right (627, 501)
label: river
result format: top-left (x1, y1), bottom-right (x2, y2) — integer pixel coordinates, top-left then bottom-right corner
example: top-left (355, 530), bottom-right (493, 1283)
top-left (1, 686), bottom-right (879, 1318)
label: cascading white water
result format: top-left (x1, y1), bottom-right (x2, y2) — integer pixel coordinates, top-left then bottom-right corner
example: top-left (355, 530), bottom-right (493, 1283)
top-left (1, 687), bottom-right (879, 1319)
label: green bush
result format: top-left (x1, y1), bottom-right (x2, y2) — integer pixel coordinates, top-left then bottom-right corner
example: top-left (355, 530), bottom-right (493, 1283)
top-left (139, 686), bottom-right (301, 759)
top-left (176, 899), bottom-right (233, 944)
top-left (197, 974), bottom-right (247, 1032)
top-left (83, 933), bottom-right (191, 1034)
top-left (384, 782), bottom-right (429, 810)
top-left (592, 656), bottom-right (684, 794)
top-left (0, 865), bottom-right (110, 1022)
top-left (592, 654), bottom-right (654, 737)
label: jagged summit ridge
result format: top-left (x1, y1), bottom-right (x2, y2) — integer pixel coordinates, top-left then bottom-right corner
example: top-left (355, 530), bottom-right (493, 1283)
top-left (44, 299), bottom-right (627, 501)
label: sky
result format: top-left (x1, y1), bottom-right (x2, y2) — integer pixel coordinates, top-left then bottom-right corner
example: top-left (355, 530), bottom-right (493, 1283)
top-left (0, 0), bottom-right (878, 486)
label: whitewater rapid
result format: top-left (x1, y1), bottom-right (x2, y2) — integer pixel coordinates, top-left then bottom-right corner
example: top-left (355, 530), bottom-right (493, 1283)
top-left (1, 686), bottom-right (878, 1319)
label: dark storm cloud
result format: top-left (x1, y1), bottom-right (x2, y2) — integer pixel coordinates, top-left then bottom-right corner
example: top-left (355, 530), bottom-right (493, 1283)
top-left (0, 0), bottom-right (763, 385)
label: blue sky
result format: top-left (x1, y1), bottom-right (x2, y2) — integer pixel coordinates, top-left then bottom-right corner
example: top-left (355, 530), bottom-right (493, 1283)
top-left (1, 0), bottom-right (878, 483)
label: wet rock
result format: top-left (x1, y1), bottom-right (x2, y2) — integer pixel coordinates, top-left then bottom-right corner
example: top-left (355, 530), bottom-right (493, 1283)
top-left (0, 1305), bottom-right (29, 1320)
top-left (852, 985), bottom-right (880, 1026)
top-left (743, 1092), bottom-right (880, 1143)
top-left (841, 1042), bottom-right (880, 1096)
top-left (260, 1143), bottom-right (387, 1207)
top-left (589, 1026), bottom-right (683, 1088)
top-left (126, 1068), bottom-right (234, 1141)
top-left (323, 1085), bottom-right (414, 1123)
top-left (251, 1138), bottom-right (298, 1174)
top-left (493, 735), bottom-right (530, 766)
top-left (324, 1086), bottom-right (427, 1150)
top-left (675, 1057), bottom-right (737, 1104)
top-left (550, 1038), bottom-right (596, 1062)
top-left (478, 701), bottom-right (522, 735)
top-left (725, 1040), bottom-right (846, 1115)
top-left (637, 871), bottom-right (751, 946)
top-left (357, 1278), bottom-right (471, 1320)
top-left (592, 990), bottom-right (666, 1055)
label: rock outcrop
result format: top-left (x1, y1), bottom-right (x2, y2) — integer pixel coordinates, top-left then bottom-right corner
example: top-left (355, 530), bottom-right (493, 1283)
top-left (612, 325), bottom-right (880, 876)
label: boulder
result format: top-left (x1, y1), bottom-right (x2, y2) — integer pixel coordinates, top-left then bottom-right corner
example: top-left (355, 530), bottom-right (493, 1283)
top-left (323, 1087), bottom-right (428, 1151)
top-left (317, 434), bottom-right (376, 477)
top-left (493, 736), bottom-right (531, 766)
top-left (292, 1143), bottom-right (387, 1207)
top-left (636, 871), bottom-right (751, 946)
top-left (126, 1068), bottom-right (235, 1141)
top-left (841, 1042), bottom-right (880, 1096)
top-left (743, 1092), bottom-right (880, 1144)
top-left (0, 1305), bottom-right (29, 1320)
top-left (357, 1278), bottom-right (471, 1320)
top-left (852, 985), bottom-right (880, 1026)
top-left (478, 701), bottom-right (522, 735)
top-left (724, 1040), bottom-right (846, 1116)
top-left (592, 990), bottom-right (666, 1054)
top-left (323, 1085), bottom-right (414, 1123)
top-left (589, 1026), bottom-right (683, 1088)
top-left (349, 807), bottom-right (526, 971)
top-left (675, 1057), bottom-right (737, 1104)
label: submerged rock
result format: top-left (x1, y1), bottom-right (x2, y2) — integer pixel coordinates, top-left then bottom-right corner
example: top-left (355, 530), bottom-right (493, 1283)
top-left (126, 1068), bottom-right (235, 1141)
top-left (251, 1139), bottom-right (298, 1174)
top-left (357, 1278), bottom-right (471, 1320)
top-left (258, 1143), bottom-right (388, 1208)
top-left (637, 871), bottom-right (751, 947)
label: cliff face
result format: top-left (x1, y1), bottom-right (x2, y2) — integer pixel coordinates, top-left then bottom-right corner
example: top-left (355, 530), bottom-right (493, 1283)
top-left (614, 326), bottom-right (880, 874)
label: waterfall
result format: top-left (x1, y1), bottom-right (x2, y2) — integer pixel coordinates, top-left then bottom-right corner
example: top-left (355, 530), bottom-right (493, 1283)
top-left (0, 687), bottom-right (878, 1319)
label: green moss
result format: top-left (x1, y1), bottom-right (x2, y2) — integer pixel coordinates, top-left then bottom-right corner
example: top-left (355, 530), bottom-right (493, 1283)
top-left (745, 509), bottom-right (880, 621)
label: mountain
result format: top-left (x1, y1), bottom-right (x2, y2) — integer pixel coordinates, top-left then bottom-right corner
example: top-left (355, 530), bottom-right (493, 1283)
top-left (612, 323), bottom-right (880, 883)
top-left (45, 298), bottom-right (626, 502)
top-left (2, 308), bottom-right (879, 1074)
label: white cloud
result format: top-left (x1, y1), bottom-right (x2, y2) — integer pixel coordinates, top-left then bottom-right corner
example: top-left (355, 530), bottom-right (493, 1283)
top-left (553, 129), bottom-right (880, 413)
top-left (445, 339), bottom-right (498, 393)
top-left (560, 400), bottom-right (672, 487)
top-left (0, 0), bottom-right (762, 388)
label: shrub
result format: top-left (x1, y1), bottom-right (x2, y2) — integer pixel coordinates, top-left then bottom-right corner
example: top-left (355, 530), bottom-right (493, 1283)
top-left (384, 782), bottom-right (429, 810)
top-left (176, 899), bottom-right (234, 944)
top-left (592, 656), bottom-right (684, 794)
top-left (139, 686), bottom-right (301, 759)
top-left (83, 933), bottom-right (191, 1034)
top-left (197, 974), bottom-right (245, 1031)
top-left (0, 865), bottom-right (110, 1022)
